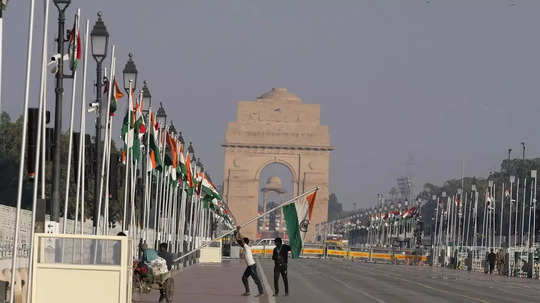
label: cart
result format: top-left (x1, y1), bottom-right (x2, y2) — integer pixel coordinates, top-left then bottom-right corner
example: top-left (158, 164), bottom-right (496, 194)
top-left (133, 260), bottom-right (174, 302)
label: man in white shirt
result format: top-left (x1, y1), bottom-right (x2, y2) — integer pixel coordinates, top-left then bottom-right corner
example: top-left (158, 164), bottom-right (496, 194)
top-left (235, 226), bottom-right (264, 297)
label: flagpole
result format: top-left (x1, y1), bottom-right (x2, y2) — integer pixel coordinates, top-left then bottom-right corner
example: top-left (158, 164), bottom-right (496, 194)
top-left (527, 181), bottom-right (533, 248)
top-left (515, 178), bottom-right (520, 248)
top-left (462, 193), bottom-right (468, 247)
top-left (145, 162), bottom-right (153, 239)
top-left (174, 187), bottom-right (319, 262)
top-left (103, 116), bottom-right (113, 235)
top-left (521, 178), bottom-right (526, 247)
top-left (508, 176), bottom-right (514, 248)
top-left (177, 182), bottom-right (186, 254)
top-left (96, 46), bottom-right (115, 233)
top-left (170, 183), bottom-right (178, 250)
top-left (9, 0), bottom-right (36, 300)
top-left (39, 0), bottom-right (51, 203)
top-left (25, 0), bottom-right (49, 295)
top-left (531, 171), bottom-right (537, 253)
top-left (122, 80), bottom-right (133, 231)
top-left (61, 9), bottom-right (80, 233)
top-left (153, 171), bottom-right (160, 248)
top-left (0, 2), bottom-right (4, 123)
top-left (142, 106), bottom-right (151, 240)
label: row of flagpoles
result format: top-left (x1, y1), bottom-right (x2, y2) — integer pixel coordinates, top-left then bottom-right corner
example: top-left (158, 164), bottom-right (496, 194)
top-left (7, 3), bottom-right (235, 301)
top-left (318, 172), bottom-right (538, 257)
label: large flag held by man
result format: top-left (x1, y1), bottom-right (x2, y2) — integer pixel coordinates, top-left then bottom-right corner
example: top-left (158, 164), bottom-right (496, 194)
top-left (283, 190), bottom-right (318, 258)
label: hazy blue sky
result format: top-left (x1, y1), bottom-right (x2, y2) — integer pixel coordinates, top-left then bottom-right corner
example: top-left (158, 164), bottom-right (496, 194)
top-left (3, 0), bottom-right (540, 210)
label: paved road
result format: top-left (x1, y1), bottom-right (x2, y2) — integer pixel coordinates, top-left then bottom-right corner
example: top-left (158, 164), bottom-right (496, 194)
top-left (258, 259), bottom-right (540, 303)
top-left (135, 258), bottom-right (540, 303)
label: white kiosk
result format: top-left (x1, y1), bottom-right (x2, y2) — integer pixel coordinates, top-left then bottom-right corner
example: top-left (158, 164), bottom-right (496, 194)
top-left (30, 233), bottom-right (133, 303)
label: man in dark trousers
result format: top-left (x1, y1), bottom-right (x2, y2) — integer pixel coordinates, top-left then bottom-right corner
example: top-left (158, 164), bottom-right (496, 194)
top-left (272, 237), bottom-right (290, 296)
top-left (157, 243), bottom-right (175, 302)
top-left (487, 248), bottom-right (496, 275)
top-left (235, 226), bottom-right (264, 297)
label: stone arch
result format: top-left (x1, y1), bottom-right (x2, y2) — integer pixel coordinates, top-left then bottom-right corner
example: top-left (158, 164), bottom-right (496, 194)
top-left (254, 158), bottom-right (297, 183)
top-left (223, 88), bottom-right (334, 241)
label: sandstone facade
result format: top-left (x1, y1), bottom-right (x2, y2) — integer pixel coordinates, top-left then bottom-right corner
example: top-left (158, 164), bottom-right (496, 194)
top-left (223, 88), bottom-right (333, 241)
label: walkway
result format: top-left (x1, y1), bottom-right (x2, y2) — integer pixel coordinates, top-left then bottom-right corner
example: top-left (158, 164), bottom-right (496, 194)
top-left (133, 259), bottom-right (272, 303)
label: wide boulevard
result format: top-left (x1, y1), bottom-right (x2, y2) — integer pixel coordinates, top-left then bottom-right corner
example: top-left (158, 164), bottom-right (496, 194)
top-left (135, 259), bottom-right (540, 303)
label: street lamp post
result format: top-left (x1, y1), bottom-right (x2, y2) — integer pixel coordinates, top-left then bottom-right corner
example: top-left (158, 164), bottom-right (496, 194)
top-left (50, 0), bottom-right (72, 223)
top-left (90, 12), bottom-right (109, 232)
top-left (122, 53), bottom-right (137, 93)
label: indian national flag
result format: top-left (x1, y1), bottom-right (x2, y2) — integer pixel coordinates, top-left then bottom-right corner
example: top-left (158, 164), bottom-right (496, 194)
top-left (402, 208), bottom-right (411, 219)
top-left (283, 190), bottom-right (317, 258)
top-left (109, 78), bottom-right (124, 116)
top-left (178, 144), bottom-right (186, 177)
top-left (185, 151), bottom-right (194, 188)
top-left (147, 111), bottom-right (161, 171)
top-left (69, 21), bottom-right (81, 71)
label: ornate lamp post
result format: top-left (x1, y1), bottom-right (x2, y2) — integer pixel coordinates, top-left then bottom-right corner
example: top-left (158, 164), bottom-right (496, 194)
top-left (122, 53), bottom-right (137, 93)
top-left (142, 81), bottom-right (151, 109)
top-left (156, 102), bottom-right (167, 131)
top-left (50, 0), bottom-right (72, 223)
top-left (90, 12), bottom-right (109, 232)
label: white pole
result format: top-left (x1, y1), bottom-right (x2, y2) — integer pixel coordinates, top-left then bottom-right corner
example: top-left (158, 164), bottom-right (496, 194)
top-left (26, 2), bottom-right (50, 297)
top-left (122, 81), bottom-right (133, 231)
top-left (177, 182), bottom-right (186, 253)
top-left (509, 177), bottom-right (514, 248)
top-left (153, 170), bottom-right (160, 248)
top-left (0, 4), bottom-right (3, 118)
top-left (465, 192), bottom-right (471, 246)
top-left (500, 183), bottom-right (504, 248)
top-left (62, 9), bottom-right (80, 233)
top-left (521, 178), bottom-right (526, 247)
top-left (528, 182), bottom-right (533, 248)
top-left (130, 157), bottom-right (137, 236)
top-left (103, 116), bottom-right (113, 235)
top-left (142, 105), bottom-right (152, 240)
top-left (0, 5), bottom-right (3, 118)
top-left (532, 171), bottom-right (537, 252)
top-left (10, 0), bottom-right (35, 300)
top-left (96, 47), bottom-right (116, 233)
top-left (515, 178), bottom-right (520, 248)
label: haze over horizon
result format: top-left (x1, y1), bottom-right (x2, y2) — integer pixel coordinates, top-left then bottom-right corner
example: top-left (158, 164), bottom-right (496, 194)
top-left (2, 0), bottom-right (540, 211)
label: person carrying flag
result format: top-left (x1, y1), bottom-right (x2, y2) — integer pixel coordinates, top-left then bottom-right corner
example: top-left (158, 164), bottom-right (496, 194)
top-left (235, 226), bottom-right (264, 297)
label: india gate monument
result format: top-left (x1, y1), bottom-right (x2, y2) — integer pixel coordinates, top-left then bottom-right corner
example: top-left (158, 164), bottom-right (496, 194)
top-left (223, 88), bottom-right (333, 241)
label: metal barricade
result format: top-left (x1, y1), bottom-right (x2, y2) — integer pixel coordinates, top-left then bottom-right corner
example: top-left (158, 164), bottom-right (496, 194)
top-left (301, 244), bottom-right (324, 258)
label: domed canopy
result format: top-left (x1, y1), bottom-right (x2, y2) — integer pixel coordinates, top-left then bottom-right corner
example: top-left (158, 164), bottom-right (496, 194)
top-left (258, 88), bottom-right (301, 103)
top-left (261, 176), bottom-right (285, 193)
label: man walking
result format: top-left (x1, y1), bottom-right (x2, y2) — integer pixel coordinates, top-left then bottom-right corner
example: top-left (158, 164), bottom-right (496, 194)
top-left (272, 237), bottom-right (290, 296)
top-left (235, 226), bottom-right (264, 297)
top-left (487, 249), bottom-right (496, 275)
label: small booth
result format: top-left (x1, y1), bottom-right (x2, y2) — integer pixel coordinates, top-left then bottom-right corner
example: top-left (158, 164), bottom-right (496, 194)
top-left (30, 233), bottom-right (132, 303)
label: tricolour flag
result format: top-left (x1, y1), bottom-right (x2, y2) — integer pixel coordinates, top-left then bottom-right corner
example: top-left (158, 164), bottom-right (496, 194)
top-left (283, 190), bottom-right (318, 258)
top-left (109, 78), bottom-right (124, 116)
top-left (185, 151), bottom-right (194, 188)
top-left (148, 111), bottom-right (161, 171)
top-left (68, 19), bottom-right (81, 71)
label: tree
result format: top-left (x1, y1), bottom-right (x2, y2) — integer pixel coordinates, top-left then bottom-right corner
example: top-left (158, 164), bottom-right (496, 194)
top-left (0, 112), bottom-right (125, 225)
